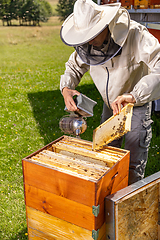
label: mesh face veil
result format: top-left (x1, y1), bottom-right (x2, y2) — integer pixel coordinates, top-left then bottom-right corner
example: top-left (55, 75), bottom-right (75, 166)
top-left (75, 36), bottom-right (122, 66)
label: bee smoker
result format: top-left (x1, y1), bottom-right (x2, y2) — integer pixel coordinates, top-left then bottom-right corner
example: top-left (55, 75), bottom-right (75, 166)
top-left (59, 113), bottom-right (87, 136)
top-left (59, 94), bottom-right (97, 137)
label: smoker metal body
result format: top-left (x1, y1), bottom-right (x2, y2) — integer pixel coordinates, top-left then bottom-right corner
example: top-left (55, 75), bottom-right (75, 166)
top-left (59, 115), bottom-right (87, 136)
top-left (65, 93), bottom-right (97, 117)
top-left (60, 94), bottom-right (97, 136)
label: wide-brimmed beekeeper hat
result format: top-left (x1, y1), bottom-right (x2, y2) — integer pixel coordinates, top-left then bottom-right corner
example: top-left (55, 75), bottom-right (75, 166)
top-left (60, 0), bottom-right (130, 47)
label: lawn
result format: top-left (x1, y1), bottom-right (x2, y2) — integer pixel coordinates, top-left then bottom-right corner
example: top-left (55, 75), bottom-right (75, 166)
top-left (0, 16), bottom-right (160, 239)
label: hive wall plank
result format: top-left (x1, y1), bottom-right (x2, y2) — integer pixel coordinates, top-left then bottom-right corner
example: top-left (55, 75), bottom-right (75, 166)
top-left (22, 160), bottom-right (95, 207)
top-left (110, 153), bottom-right (129, 195)
top-left (111, 175), bottom-right (128, 194)
top-left (25, 184), bottom-right (104, 231)
top-left (27, 206), bottom-right (106, 240)
top-left (95, 153), bottom-right (129, 205)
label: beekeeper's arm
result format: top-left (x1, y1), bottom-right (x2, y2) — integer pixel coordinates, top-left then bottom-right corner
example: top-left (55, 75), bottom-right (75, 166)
top-left (60, 51), bottom-right (90, 111)
top-left (112, 27), bottom-right (160, 115)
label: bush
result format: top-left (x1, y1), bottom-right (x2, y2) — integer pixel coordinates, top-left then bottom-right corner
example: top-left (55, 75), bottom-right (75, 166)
top-left (0, 0), bottom-right (53, 26)
top-left (56, 0), bottom-right (76, 21)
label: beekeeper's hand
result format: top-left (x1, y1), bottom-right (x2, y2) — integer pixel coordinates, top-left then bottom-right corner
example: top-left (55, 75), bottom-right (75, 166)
top-left (62, 87), bottom-right (80, 112)
top-left (111, 94), bottom-right (136, 115)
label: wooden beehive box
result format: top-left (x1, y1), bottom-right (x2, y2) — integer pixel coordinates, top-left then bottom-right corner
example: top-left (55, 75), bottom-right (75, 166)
top-left (134, 0), bottom-right (150, 8)
top-left (150, 0), bottom-right (160, 8)
top-left (22, 135), bottom-right (130, 240)
top-left (121, 0), bottom-right (134, 8)
top-left (105, 171), bottom-right (160, 240)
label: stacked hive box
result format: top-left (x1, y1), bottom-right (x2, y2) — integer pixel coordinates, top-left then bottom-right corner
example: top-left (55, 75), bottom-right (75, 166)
top-left (22, 135), bottom-right (130, 240)
top-left (102, 0), bottom-right (117, 4)
top-left (134, 0), bottom-right (150, 8)
top-left (102, 0), bottom-right (134, 8)
top-left (150, 0), bottom-right (160, 8)
top-left (121, 0), bottom-right (134, 8)
top-left (150, 0), bottom-right (160, 4)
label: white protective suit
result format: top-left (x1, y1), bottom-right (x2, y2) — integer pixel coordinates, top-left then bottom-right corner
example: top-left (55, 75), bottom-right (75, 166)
top-left (60, 7), bottom-right (160, 184)
top-left (60, 20), bottom-right (160, 107)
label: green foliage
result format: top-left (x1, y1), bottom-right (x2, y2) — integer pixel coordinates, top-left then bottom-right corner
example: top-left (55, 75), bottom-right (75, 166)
top-left (0, 0), bottom-right (53, 25)
top-left (56, 0), bottom-right (76, 21)
top-left (0, 0), bottom-right (10, 22)
top-left (145, 112), bottom-right (160, 177)
top-left (56, 0), bottom-right (97, 21)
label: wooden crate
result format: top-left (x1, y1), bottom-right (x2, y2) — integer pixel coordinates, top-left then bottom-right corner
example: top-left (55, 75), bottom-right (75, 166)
top-left (105, 171), bottom-right (160, 240)
top-left (22, 135), bottom-right (130, 239)
top-left (121, 0), bottom-right (134, 8)
top-left (26, 206), bottom-right (106, 240)
top-left (102, 0), bottom-right (117, 4)
top-left (150, 0), bottom-right (160, 4)
top-left (134, 0), bottom-right (150, 8)
top-left (150, 0), bottom-right (160, 8)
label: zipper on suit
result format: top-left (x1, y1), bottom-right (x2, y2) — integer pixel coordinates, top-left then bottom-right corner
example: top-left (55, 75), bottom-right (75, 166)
top-left (105, 67), bottom-right (112, 109)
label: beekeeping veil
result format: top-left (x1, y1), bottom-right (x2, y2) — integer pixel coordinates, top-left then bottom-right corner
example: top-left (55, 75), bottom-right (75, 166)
top-left (60, 0), bottom-right (130, 65)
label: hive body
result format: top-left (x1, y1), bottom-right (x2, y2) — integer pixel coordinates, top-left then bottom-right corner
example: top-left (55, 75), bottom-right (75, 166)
top-left (22, 136), bottom-right (130, 239)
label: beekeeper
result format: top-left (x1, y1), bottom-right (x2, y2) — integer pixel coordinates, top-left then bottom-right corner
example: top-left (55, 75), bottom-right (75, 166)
top-left (60, 0), bottom-right (160, 184)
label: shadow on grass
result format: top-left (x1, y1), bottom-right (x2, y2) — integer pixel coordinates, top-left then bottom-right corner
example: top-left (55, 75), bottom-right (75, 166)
top-left (28, 83), bottom-right (103, 145)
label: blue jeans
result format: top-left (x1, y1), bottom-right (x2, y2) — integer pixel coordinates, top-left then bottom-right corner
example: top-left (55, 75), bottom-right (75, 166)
top-left (101, 102), bottom-right (153, 185)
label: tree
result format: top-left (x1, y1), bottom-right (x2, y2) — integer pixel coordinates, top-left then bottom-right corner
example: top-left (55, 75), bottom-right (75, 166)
top-left (38, 0), bottom-right (53, 23)
top-left (56, 0), bottom-right (76, 21)
top-left (0, 0), bottom-right (53, 26)
top-left (0, 0), bottom-right (11, 25)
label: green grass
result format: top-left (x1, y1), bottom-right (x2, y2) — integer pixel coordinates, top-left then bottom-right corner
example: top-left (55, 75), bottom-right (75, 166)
top-left (0, 17), bottom-right (160, 239)
top-left (145, 113), bottom-right (160, 177)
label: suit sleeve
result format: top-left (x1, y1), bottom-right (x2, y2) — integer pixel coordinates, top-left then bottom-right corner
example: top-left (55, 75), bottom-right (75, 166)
top-left (60, 50), bottom-right (90, 92)
top-left (130, 27), bottom-right (160, 106)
